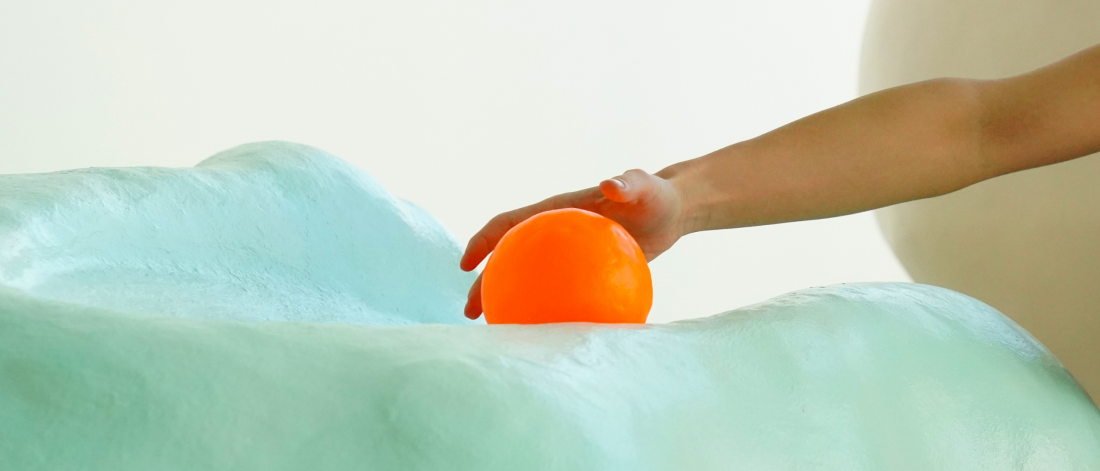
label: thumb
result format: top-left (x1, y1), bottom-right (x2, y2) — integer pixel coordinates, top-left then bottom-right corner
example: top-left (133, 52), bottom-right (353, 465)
top-left (600, 169), bottom-right (656, 203)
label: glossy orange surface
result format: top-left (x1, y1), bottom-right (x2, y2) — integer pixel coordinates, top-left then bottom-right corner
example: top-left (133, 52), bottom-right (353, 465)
top-left (481, 208), bottom-right (652, 324)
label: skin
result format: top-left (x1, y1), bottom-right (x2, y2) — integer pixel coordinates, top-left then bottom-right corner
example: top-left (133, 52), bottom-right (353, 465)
top-left (460, 44), bottom-right (1100, 319)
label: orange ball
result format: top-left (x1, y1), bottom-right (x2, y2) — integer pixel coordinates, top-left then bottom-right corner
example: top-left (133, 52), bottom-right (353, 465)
top-left (481, 208), bottom-right (652, 324)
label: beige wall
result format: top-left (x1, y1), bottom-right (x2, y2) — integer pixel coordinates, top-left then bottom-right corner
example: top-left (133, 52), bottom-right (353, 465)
top-left (860, 0), bottom-right (1100, 401)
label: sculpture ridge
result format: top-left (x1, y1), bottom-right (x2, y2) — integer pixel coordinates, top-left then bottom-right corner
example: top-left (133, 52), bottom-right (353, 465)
top-left (0, 141), bottom-right (478, 325)
top-left (1, 142), bottom-right (1097, 469)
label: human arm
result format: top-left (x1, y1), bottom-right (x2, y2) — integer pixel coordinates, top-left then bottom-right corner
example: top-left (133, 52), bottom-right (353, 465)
top-left (668, 44), bottom-right (1100, 234)
top-left (460, 44), bottom-right (1100, 319)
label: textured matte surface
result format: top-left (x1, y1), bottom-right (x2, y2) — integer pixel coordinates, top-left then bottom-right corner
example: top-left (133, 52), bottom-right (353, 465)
top-left (0, 142), bottom-right (479, 325)
top-left (1, 142), bottom-right (1099, 470)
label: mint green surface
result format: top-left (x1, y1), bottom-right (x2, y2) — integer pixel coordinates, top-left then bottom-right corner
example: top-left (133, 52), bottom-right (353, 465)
top-left (1, 142), bottom-right (1099, 470)
top-left (0, 142), bottom-right (479, 325)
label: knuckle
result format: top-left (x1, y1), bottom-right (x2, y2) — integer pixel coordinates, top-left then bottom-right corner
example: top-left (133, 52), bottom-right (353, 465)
top-left (487, 213), bottom-right (512, 230)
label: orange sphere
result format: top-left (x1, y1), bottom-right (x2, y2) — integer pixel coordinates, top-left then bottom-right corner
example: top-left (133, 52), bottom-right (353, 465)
top-left (481, 208), bottom-right (652, 324)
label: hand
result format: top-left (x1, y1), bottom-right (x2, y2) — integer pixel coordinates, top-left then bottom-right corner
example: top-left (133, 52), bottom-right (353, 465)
top-left (459, 169), bottom-right (688, 319)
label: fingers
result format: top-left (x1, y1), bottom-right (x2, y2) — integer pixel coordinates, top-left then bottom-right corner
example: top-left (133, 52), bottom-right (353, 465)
top-left (460, 189), bottom-right (601, 272)
top-left (464, 272), bottom-right (483, 319)
top-left (463, 170), bottom-right (655, 274)
top-left (460, 212), bottom-right (518, 272)
top-left (599, 169), bottom-right (655, 203)
top-left (460, 233), bottom-right (490, 272)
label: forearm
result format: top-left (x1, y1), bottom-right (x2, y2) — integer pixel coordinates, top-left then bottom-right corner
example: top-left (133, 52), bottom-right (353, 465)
top-left (659, 78), bottom-right (995, 233)
top-left (979, 45), bottom-right (1100, 175)
top-left (661, 44), bottom-right (1100, 235)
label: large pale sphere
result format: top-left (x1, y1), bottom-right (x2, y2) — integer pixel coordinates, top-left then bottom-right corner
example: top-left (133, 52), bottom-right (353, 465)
top-left (860, 0), bottom-right (1100, 400)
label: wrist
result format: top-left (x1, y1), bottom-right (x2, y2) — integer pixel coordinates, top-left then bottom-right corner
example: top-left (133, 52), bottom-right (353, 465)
top-left (658, 158), bottom-right (712, 236)
top-left (658, 141), bottom-right (754, 235)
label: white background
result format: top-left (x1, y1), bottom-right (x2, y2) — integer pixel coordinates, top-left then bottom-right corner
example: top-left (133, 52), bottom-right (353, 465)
top-left (0, 0), bottom-right (910, 323)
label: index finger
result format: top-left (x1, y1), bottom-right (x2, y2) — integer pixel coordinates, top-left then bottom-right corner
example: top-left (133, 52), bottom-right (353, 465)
top-left (459, 210), bottom-right (525, 271)
top-left (459, 188), bottom-right (601, 272)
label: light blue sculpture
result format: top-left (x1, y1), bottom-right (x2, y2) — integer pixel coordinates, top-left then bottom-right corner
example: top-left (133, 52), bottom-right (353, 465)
top-left (0, 142), bottom-right (479, 325)
top-left (1, 142), bottom-right (1098, 470)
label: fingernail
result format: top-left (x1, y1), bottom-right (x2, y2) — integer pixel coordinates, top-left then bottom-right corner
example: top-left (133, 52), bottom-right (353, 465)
top-left (610, 178), bottom-right (626, 189)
